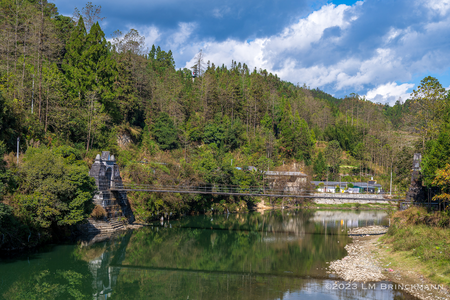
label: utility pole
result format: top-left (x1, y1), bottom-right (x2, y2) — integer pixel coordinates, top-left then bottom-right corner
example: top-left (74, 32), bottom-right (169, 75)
top-left (390, 167), bottom-right (393, 197)
top-left (31, 75), bottom-right (34, 113)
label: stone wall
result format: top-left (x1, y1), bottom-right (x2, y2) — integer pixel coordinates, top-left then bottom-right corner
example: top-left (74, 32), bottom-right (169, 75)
top-left (312, 193), bottom-right (388, 205)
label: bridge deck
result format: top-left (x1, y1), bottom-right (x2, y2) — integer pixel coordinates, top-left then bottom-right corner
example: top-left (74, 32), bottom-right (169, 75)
top-left (111, 186), bottom-right (402, 201)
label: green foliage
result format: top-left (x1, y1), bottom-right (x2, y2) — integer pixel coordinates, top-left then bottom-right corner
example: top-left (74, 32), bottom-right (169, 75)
top-left (411, 76), bottom-right (448, 141)
top-left (149, 45), bottom-right (176, 73)
top-left (151, 112), bottom-right (179, 150)
top-left (62, 16), bottom-right (88, 105)
top-left (394, 146), bottom-right (414, 190)
top-left (279, 102), bottom-right (314, 161)
top-left (324, 121), bottom-right (364, 153)
top-left (203, 121), bottom-right (224, 145)
top-left (4, 269), bottom-right (90, 300)
top-left (0, 92), bottom-right (20, 150)
top-left (383, 99), bottom-right (413, 129)
top-left (14, 146), bottom-right (96, 228)
top-left (0, 202), bottom-right (14, 228)
top-left (203, 116), bottom-right (245, 151)
top-left (313, 151), bottom-right (326, 180)
top-left (324, 140), bottom-right (341, 177)
top-left (0, 141), bottom-right (6, 199)
top-left (352, 142), bottom-right (367, 160)
top-left (422, 123), bottom-right (450, 186)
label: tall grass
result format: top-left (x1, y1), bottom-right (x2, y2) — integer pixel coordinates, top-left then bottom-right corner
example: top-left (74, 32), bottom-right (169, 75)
top-left (382, 207), bottom-right (450, 279)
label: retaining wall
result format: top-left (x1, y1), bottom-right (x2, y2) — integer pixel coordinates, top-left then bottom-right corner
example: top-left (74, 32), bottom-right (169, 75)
top-left (312, 193), bottom-right (391, 204)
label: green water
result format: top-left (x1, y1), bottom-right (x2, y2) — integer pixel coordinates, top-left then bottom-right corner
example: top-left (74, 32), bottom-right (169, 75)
top-left (0, 210), bottom-right (416, 300)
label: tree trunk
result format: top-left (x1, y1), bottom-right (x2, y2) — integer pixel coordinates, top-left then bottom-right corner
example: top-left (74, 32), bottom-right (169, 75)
top-left (45, 86), bottom-right (49, 132)
top-left (38, 1), bottom-right (44, 122)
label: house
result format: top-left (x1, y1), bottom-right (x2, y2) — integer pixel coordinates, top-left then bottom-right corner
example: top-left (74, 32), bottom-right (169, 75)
top-left (265, 171), bottom-right (308, 192)
top-left (311, 181), bottom-right (347, 193)
top-left (311, 181), bottom-right (384, 194)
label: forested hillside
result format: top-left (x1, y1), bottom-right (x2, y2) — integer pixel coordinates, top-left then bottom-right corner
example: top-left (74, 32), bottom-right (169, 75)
top-left (1, 1), bottom-right (449, 248)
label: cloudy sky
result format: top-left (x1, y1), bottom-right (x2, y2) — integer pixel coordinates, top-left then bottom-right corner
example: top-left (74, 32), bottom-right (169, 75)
top-left (54, 0), bottom-right (450, 105)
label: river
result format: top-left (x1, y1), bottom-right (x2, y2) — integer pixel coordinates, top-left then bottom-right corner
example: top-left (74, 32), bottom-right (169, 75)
top-left (0, 210), bottom-right (417, 299)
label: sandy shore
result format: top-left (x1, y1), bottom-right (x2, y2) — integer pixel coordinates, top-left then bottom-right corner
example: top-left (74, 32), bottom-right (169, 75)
top-left (327, 226), bottom-right (450, 300)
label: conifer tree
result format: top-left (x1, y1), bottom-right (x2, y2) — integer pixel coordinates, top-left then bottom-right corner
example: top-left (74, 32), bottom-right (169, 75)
top-left (313, 151), bottom-right (327, 180)
top-left (62, 16), bottom-right (88, 105)
top-left (294, 113), bottom-right (314, 162)
top-left (85, 22), bottom-right (117, 112)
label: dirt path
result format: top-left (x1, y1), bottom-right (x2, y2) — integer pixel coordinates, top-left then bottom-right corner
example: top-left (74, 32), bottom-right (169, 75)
top-left (327, 226), bottom-right (450, 300)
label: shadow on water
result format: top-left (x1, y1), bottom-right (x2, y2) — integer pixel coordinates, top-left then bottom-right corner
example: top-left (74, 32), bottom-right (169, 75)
top-left (0, 210), bottom-right (418, 300)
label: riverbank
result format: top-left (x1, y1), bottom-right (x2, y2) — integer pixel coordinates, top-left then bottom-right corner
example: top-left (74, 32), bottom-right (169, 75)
top-left (306, 202), bottom-right (396, 210)
top-left (328, 225), bottom-right (450, 300)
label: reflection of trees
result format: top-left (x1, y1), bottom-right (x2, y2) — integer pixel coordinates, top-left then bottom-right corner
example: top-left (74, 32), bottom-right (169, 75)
top-left (119, 211), bottom-right (349, 277)
top-left (2, 248), bottom-right (94, 300)
top-left (113, 270), bottom-right (312, 300)
top-left (0, 211), bottom-right (402, 300)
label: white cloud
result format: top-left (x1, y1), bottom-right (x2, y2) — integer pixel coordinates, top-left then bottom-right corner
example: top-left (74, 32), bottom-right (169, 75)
top-left (168, 22), bottom-right (196, 49)
top-left (424, 0), bottom-right (450, 15)
top-left (149, 0), bottom-right (450, 105)
top-left (122, 25), bottom-right (161, 50)
top-left (182, 4), bottom-right (353, 75)
top-left (365, 82), bottom-right (414, 105)
top-left (265, 4), bottom-right (351, 54)
top-left (140, 26), bottom-right (161, 49)
top-left (212, 6), bottom-right (231, 19)
top-left (182, 38), bottom-right (266, 71)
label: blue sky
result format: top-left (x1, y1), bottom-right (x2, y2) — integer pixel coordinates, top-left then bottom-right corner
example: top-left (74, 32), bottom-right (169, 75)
top-left (54, 0), bottom-right (450, 105)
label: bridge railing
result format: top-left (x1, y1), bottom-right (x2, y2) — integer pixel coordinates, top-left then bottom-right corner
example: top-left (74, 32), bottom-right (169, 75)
top-left (111, 183), bottom-right (403, 200)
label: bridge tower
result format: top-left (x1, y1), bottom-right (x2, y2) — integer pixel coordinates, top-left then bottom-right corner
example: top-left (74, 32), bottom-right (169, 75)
top-left (89, 151), bottom-right (135, 223)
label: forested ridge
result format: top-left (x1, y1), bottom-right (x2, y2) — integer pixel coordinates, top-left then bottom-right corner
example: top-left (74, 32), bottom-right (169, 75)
top-left (1, 1), bottom-right (450, 249)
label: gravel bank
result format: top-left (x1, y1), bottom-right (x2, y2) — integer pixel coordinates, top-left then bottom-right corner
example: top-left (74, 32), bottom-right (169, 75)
top-left (327, 232), bottom-right (386, 282)
top-left (347, 225), bottom-right (389, 236)
top-left (327, 225), bottom-right (450, 300)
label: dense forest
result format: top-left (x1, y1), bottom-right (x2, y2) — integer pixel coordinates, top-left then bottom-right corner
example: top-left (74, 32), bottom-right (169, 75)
top-left (1, 1), bottom-right (450, 249)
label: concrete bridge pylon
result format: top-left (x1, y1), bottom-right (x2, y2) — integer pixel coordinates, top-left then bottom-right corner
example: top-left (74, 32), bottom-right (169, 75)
top-left (89, 151), bottom-right (135, 223)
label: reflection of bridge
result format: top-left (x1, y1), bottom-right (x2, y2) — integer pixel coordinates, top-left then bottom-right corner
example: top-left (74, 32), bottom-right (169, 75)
top-left (111, 183), bottom-right (400, 201)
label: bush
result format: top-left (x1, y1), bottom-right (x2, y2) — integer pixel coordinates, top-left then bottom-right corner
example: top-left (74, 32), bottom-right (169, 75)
top-left (91, 205), bottom-right (106, 220)
top-left (390, 206), bottom-right (450, 228)
top-left (0, 202), bottom-right (14, 228)
top-left (14, 146), bottom-right (97, 228)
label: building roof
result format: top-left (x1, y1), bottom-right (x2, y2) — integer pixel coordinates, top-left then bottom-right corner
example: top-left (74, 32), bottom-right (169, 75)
top-left (311, 181), bottom-right (382, 188)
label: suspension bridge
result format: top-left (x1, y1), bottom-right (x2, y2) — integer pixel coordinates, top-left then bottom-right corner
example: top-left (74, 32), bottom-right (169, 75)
top-left (110, 183), bottom-right (402, 201)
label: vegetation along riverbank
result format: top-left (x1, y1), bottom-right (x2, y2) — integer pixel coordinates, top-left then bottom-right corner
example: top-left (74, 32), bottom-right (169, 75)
top-left (328, 207), bottom-right (450, 300)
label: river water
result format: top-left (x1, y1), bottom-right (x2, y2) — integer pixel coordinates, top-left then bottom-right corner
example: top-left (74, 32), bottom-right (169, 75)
top-left (0, 210), bottom-right (417, 300)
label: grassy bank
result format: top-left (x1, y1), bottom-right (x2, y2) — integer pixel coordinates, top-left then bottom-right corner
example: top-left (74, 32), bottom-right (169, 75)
top-left (380, 207), bottom-right (450, 287)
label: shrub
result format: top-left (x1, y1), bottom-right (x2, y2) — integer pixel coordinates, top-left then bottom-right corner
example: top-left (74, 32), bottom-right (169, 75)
top-left (14, 146), bottom-right (97, 228)
top-left (91, 205), bottom-right (107, 220)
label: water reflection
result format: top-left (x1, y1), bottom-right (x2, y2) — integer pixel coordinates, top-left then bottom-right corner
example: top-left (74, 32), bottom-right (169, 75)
top-left (0, 210), bottom-right (416, 300)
